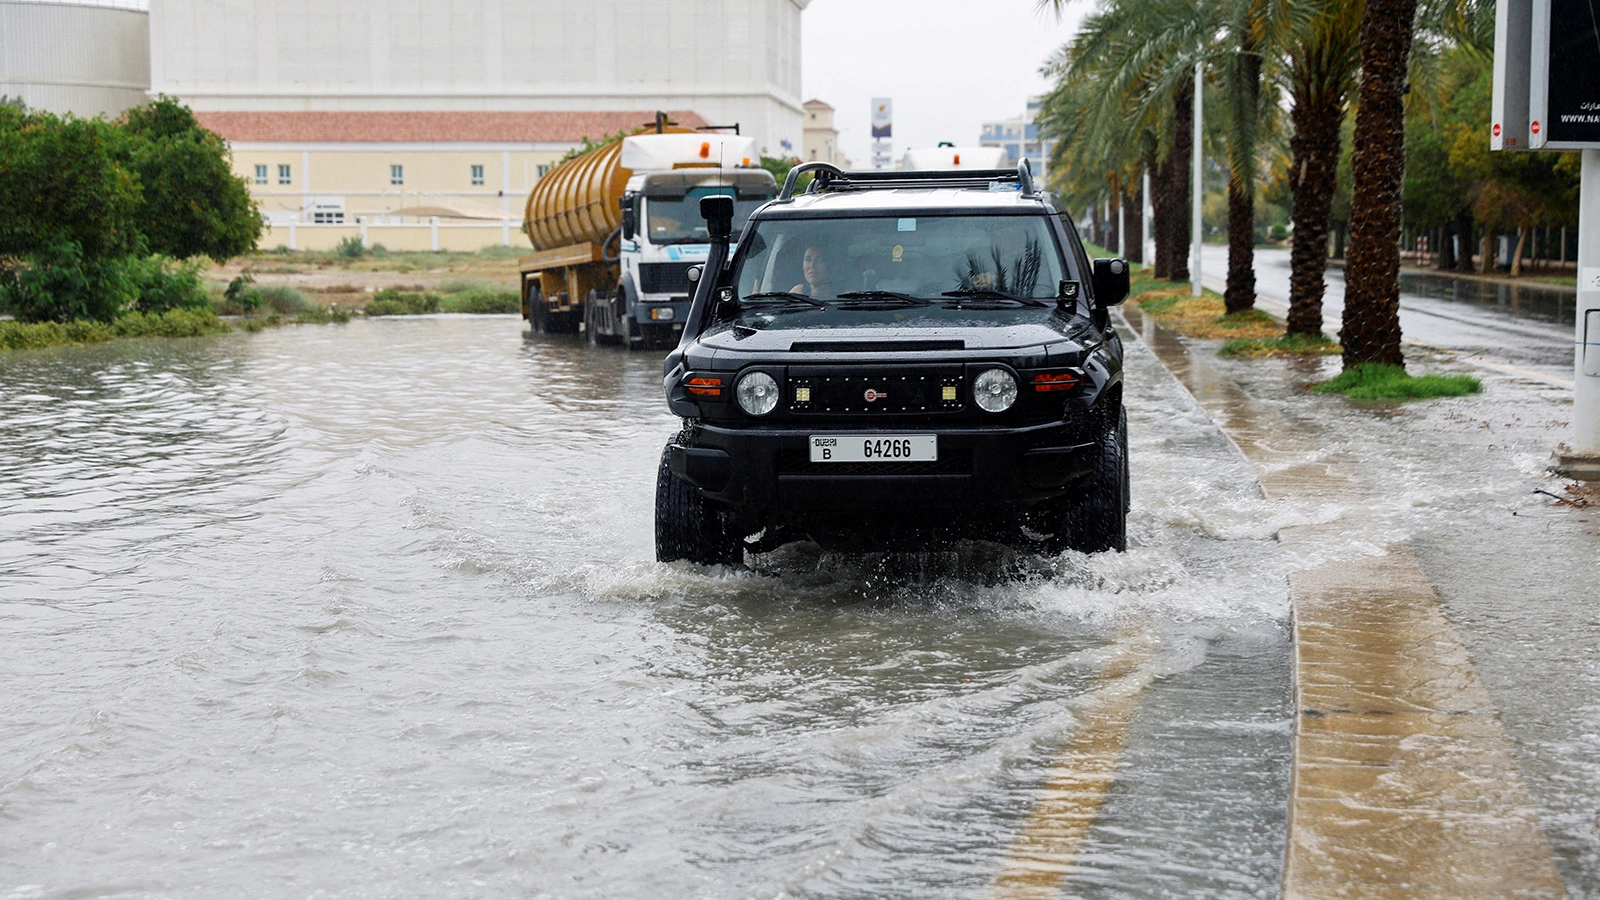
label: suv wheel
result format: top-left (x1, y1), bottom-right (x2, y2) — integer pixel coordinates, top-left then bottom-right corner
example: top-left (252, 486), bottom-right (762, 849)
top-left (1051, 407), bottom-right (1128, 554)
top-left (655, 439), bottom-right (740, 565)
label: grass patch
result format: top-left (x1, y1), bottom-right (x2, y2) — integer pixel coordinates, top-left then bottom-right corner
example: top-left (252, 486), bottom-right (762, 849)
top-left (1, 308), bottom-right (230, 351)
top-left (439, 289), bottom-right (519, 314)
top-left (1220, 332), bottom-right (1342, 357)
top-left (365, 289), bottom-right (440, 316)
top-left (1311, 363), bottom-right (1482, 400)
top-left (239, 245), bottom-right (523, 274)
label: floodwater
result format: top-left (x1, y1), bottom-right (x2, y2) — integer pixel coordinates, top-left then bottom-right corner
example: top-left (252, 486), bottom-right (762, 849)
top-left (0, 317), bottom-right (1297, 899)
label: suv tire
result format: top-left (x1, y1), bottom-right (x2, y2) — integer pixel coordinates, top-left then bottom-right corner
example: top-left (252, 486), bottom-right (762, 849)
top-left (1052, 407), bottom-right (1127, 554)
top-left (655, 439), bottom-right (740, 565)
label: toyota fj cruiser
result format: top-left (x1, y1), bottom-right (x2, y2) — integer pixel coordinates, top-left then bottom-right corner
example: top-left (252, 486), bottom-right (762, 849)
top-left (655, 161), bottom-right (1129, 564)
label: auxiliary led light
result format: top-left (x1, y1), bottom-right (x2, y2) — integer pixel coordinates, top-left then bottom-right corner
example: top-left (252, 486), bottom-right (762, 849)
top-left (973, 368), bottom-right (1017, 413)
top-left (737, 372), bottom-right (780, 416)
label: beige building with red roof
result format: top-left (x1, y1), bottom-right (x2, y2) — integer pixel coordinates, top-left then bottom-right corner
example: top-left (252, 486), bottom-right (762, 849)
top-left (150, 0), bottom-right (809, 250)
top-left (200, 109), bottom-right (707, 251)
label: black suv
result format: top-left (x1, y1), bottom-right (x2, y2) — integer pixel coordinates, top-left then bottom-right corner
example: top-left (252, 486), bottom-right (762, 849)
top-left (655, 162), bottom-right (1129, 564)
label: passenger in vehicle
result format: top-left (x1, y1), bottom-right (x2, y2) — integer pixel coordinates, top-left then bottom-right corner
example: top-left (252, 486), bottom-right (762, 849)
top-left (790, 245), bottom-right (838, 298)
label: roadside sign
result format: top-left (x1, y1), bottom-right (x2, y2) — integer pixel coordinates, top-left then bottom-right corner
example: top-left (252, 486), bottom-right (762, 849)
top-left (1492, 0), bottom-right (1534, 150)
top-left (1529, 0), bottom-right (1600, 149)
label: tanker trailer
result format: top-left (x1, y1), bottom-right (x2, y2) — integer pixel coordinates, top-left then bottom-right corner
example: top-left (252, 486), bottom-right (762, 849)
top-left (520, 130), bottom-right (777, 350)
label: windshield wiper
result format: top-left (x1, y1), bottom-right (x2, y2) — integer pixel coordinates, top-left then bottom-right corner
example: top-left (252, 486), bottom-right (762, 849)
top-left (742, 291), bottom-right (825, 307)
top-left (834, 291), bottom-right (931, 307)
top-left (939, 288), bottom-right (1049, 308)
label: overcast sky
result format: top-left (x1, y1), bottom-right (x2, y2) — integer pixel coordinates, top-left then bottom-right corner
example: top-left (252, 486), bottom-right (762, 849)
top-left (799, 0), bottom-right (1089, 165)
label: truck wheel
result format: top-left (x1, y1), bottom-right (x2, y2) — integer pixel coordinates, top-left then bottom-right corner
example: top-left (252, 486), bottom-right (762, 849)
top-left (528, 284), bottom-right (547, 333)
top-left (585, 290), bottom-right (601, 346)
top-left (1051, 407), bottom-right (1127, 554)
top-left (655, 439), bottom-right (739, 566)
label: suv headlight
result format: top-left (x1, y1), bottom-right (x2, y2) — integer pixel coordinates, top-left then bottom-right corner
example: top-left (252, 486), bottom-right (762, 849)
top-left (736, 371), bottom-right (780, 416)
top-left (973, 368), bottom-right (1018, 413)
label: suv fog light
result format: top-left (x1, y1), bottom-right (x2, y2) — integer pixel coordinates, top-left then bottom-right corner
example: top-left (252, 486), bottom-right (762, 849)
top-left (736, 371), bottom-right (780, 416)
top-left (973, 368), bottom-right (1018, 413)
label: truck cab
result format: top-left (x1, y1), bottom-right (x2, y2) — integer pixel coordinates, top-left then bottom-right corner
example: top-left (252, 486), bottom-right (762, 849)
top-left (604, 169), bottom-right (775, 349)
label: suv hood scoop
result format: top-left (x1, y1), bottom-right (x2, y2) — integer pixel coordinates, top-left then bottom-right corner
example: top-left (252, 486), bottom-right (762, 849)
top-left (788, 339), bottom-right (964, 353)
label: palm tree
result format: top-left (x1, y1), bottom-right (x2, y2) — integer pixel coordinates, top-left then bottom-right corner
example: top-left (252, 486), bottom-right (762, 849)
top-left (1340, 0), bottom-right (1417, 367)
top-left (1281, 0), bottom-right (1362, 337)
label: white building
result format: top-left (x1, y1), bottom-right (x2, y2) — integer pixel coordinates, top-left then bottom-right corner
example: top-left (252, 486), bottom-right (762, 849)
top-left (801, 98), bottom-right (848, 168)
top-left (979, 96), bottom-right (1055, 185)
top-left (148, 0), bottom-right (808, 157)
top-left (0, 0), bottom-right (150, 117)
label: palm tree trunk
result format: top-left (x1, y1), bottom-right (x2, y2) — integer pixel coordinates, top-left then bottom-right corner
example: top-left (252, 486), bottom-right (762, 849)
top-left (1286, 86), bottom-right (1343, 336)
top-left (1341, 0), bottom-right (1415, 369)
top-left (1224, 44), bottom-right (1261, 315)
top-left (1225, 180), bottom-right (1256, 313)
top-left (1124, 179), bottom-right (1144, 264)
top-left (1168, 79), bottom-right (1193, 283)
top-left (1107, 172), bottom-right (1122, 255)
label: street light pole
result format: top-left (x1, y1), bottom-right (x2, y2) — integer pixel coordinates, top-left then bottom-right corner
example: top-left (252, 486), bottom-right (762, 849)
top-left (1192, 60), bottom-right (1203, 298)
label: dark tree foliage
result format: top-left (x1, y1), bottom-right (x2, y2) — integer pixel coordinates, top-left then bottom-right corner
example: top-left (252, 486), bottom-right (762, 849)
top-left (122, 97), bottom-right (261, 261)
top-left (0, 112), bottom-right (142, 261)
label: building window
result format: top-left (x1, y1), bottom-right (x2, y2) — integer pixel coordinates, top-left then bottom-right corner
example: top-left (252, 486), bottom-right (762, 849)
top-left (254, 164), bottom-right (267, 185)
top-left (536, 164), bottom-right (551, 177)
top-left (471, 164), bottom-right (485, 186)
top-left (311, 210), bottom-right (345, 224)
top-left (390, 164), bottom-right (404, 186)
top-left (278, 164), bottom-right (292, 185)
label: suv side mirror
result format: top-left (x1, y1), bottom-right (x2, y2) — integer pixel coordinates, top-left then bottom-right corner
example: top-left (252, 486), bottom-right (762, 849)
top-left (701, 194), bottom-right (735, 241)
top-left (1091, 258), bottom-right (1130, 306)
top-left (620, 194), bottom-right (637, 241)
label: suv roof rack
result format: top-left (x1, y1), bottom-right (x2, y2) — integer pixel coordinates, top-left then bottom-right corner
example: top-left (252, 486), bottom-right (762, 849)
top-left (777, 158), bottom-right (1038, 202)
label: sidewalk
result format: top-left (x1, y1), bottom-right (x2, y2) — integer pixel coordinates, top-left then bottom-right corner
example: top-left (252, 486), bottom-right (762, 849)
top-left (1121, 302), bottom-right (1596, 897)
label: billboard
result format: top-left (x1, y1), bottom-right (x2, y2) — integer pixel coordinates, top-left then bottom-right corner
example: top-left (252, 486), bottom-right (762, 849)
top-left (870, 98), bottom-right (892, 139)
top-left (1529, 0), bottom-right (1600, 148)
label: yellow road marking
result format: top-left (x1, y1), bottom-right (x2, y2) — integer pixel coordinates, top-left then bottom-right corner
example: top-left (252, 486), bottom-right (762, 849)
top-left (988, 621), bottom-right (1156, 900)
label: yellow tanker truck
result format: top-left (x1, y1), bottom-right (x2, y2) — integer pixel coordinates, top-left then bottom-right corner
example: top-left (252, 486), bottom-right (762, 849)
top-left (519, 126), bottom-right (777, 350)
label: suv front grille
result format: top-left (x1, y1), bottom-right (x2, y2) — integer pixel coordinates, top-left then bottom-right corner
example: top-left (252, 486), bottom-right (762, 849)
top-left (776, 449), bottom-right (973, 476)
top-left (638, 262), bottom-right (694, 294)
top-left (788, 366), bottom-right (965, 415)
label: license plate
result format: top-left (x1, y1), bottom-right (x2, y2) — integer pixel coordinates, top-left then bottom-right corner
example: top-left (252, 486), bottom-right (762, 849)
top-left (809, 434), bottom-right (937, 463)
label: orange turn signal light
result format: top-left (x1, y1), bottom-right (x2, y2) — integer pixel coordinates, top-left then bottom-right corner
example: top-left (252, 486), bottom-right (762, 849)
top-left (1031, 372), bottom-right (1080, 392)
top-left (686, 375), bottom-right (723, 396)
top-left (953, 153), bottom-right (961, 165)
top-left (700, 141), bottom-right (711, 158)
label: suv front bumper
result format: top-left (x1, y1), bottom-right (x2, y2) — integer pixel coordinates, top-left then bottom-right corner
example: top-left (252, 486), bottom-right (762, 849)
top-left (671, 419), bottom-right (1099, 517)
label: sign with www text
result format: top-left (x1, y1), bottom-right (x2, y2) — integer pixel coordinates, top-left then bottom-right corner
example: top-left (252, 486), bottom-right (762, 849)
top-left (1530, 0), bottom-right (1600, 148)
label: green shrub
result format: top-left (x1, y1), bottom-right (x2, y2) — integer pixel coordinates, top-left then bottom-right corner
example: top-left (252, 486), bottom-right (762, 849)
top-left (0, 242), bottom-right (136, 323)
top-left (218, 272), bottom-right (262, 314)
top-left (0, 307), bottom-right (227, 351)
top-left (1269, 223), bottom-right (1289, 241)
top-left (365, 288), bottom-right (439, 316)
top-left (475, 245), bottom-right (522, 260)
top-left (256, 284), bottom-right (310, 315)
top-left (440, 289), bottom-right (519, 314)
top-left (1312, 363), bottom-right (1482, 400)
top-left (335, 235), bottom-right (367, 259)
top-left (128, 256), bottom-right (211, 313)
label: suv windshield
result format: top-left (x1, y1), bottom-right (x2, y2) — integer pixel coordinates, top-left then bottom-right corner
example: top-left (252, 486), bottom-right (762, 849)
top-left (730, 214), bottom-right (1067, 326)
top-left (647, 187), bottom-right (772, 244)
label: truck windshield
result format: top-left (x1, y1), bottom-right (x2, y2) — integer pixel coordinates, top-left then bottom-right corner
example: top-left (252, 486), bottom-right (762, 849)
top-left (730, 214), bottom-right (1067, 322)
top-left (646, 187), bottom-right (771, 244)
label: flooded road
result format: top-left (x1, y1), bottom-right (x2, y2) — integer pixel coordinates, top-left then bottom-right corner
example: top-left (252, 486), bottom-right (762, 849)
top-left (1, 318), bottom-right (1296, 899)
